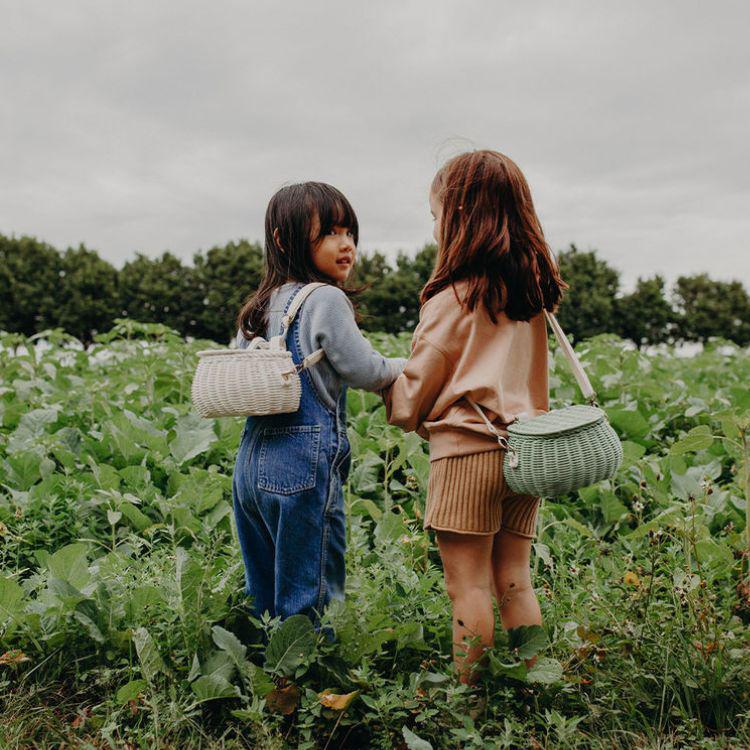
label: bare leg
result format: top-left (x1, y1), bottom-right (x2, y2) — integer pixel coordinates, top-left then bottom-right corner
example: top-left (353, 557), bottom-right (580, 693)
top-left (491, 529), bottom-right (542, 663)
top-left (435, 530), bottom-right (495, 685)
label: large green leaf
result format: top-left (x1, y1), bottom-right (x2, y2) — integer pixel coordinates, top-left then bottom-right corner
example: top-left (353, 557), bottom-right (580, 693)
top-left (526, 657), bottom-right (564, 684)
top-left (133, 627), bottom-right (165, 683)
top-left (118, 500), bottom-right (152, 531)
top-left (600, 491), bottom-right (629, 524)
top-left (508, 625), bottom-right (548, 660)
top-left (169, 414), bottom-right (217, 465)
top-left (175, 546), bottom-right (204, 613)
top-left (191, 674), bottom-right (239, 702)
top-left (212, 625), bottom-right (247, 668)
top-left (265, 615), bottom-right (316, 677)
top-left (0, 577), bottom-right (25, 626)
top-left (402, 727), bottom-right (433, 750)
top-left (116, 679), bottom-right (148, 704)
top-left (7, 407), bottom-right (59, 453)
top-left (47, 543), bottom-right (90, 590)
top-left (670, 425), bottom-right (715, 455)
top-left (608, 407), bottom-right (651, 442)
top-left (126, 585), bottom-right (164, 619)
top-left (349, 451), bottom-right (382, 494)
top-left (3, 451), bottom-right (55, 490)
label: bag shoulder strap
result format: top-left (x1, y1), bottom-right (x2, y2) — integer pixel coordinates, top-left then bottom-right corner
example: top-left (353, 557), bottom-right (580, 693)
top-left (543, 311), bottom-right (596, 403)
top-left (283, 282), bottom-right (329, 331)
top-left (466, 310), bottom-right (596, 441)
top-left (269, 282), bottom-right (328, 372)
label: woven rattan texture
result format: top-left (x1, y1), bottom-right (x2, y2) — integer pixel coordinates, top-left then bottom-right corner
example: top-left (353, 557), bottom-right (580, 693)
top-left (192, 350), bottom-right (301, 418)
top-left (503, 417), bottom-right (623, 497)
top-left (507, 404), bottom-right (605, 437)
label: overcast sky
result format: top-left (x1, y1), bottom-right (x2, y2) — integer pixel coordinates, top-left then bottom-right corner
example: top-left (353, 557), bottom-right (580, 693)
top-left (1, 1), bottom-right (748, 289)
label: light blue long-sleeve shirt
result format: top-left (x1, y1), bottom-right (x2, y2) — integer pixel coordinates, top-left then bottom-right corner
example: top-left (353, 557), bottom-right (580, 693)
top-left (236, 282), bottom-right (406, 411)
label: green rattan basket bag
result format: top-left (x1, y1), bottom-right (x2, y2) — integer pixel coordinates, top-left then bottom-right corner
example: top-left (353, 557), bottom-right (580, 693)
top-left (467, 312), bottom-right (623, 497)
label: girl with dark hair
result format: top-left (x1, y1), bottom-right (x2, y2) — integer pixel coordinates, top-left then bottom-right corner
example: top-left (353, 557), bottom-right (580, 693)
top-left (383, 150), bottom-right (567, 685)
top-left (233, 182), bottom-right (405, 636)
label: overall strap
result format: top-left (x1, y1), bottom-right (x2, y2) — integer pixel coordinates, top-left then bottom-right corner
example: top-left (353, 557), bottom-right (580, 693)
top-left (269, 282), bottom-right (327, 372)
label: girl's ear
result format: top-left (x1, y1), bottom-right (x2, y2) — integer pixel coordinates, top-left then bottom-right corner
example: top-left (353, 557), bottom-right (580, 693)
top-left (273, 227), bottom-right (285, 254)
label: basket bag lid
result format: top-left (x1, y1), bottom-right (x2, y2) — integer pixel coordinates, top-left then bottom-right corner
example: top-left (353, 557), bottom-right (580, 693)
top-left (507, 404), bottom-right (605, 438)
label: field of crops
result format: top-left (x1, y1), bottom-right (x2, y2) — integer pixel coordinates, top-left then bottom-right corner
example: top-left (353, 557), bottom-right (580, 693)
top-left (1, 320), bottom-right (750, 749)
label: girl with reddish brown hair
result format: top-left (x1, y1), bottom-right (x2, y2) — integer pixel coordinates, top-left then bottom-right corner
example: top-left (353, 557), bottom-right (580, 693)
top-left (383, 150), bottom-right (567, 685)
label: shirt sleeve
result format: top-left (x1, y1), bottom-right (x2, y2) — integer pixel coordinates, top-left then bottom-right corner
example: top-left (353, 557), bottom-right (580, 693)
top-left (235, 329), bottom-right (248, 349)
top-left (381, 333), bottom-right (453, 434)
top-left (305, 285), bottom-right (406, 391)
top-left (381, 289), bottom-right (462, 435)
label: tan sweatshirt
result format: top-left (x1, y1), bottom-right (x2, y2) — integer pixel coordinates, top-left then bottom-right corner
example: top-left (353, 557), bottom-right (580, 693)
top-left (382, 280), bottom-right (549, 461)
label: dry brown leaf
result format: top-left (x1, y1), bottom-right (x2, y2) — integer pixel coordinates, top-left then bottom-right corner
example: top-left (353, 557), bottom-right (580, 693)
top-left (266, 684), bottom-right (300, 715)
top-left (0, 650), bottom-right (31, 666)
top-left (317, 689), bottom-right (360, 710)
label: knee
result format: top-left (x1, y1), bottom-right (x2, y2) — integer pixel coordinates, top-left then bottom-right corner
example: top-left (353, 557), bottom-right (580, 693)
top-left (493, 568), bottom-right (532, 603)
top-left (444, 577), bottom-right (492, 604)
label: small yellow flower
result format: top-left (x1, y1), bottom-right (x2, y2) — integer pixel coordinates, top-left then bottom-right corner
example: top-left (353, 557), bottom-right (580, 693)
top-left (624, 571), bottom-right (640, 587)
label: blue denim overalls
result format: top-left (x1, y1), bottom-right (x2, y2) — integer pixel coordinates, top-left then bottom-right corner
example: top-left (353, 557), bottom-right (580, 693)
top-left (231, 284), bottom-right (351, 633)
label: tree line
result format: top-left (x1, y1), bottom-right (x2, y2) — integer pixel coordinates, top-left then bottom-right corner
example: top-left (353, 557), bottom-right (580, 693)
top-left (1, 233), bottom-right (748, 347)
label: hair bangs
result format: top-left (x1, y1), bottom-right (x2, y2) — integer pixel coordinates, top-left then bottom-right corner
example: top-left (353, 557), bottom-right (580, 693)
top-left (308, 184), bottom-right (359, 245)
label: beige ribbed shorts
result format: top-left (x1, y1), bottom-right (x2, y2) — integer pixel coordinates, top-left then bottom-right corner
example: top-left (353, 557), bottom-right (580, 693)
top-left (424, 450), bottom-right (540, 537)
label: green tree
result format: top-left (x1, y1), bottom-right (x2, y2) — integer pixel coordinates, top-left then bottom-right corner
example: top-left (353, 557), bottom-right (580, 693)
top-left (0, 235), bottom-right (61, 335)
top-left (555, 245), bottom-right (620, 341)
top-left (673, 274), bottom-right (750, 345)
top-left (118, 252), bottom-right (201, 334)
top-left (412, 242), bottom-right (438, 282)
top-left (353, 243), bottom-right (437, 333)
top-left (55, 245), bottom-right (119, 345)
top-left (351, 250), bottom-right (394, 331)
top-left (615, 275), bottom-right (676, 347)
top-left (192, 240), bottom-right (264, 342)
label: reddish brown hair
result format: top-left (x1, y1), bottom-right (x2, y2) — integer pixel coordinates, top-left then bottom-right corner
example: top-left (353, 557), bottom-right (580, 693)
top-left (421, 150), bottom-right (567, 322)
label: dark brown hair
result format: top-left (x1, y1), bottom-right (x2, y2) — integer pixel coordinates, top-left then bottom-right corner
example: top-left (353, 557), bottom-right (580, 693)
top-left (237, 182), bottom-right (359, 339)
top-left (421, 150), bottom-right (567, 322)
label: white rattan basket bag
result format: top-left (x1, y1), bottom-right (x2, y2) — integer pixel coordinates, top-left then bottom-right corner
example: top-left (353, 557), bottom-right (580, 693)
top-left (191, 283), bottom-right (327, 418)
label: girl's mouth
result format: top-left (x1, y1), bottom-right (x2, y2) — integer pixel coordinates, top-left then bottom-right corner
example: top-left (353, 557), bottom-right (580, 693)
top-left (336, 257), bottom-right (352, 266)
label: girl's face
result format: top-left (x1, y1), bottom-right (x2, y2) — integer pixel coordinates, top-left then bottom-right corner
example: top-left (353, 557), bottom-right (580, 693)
top-left (429, 190), bottom-right (443, 245)
top-left (311, 220), bottom-right (356, 283)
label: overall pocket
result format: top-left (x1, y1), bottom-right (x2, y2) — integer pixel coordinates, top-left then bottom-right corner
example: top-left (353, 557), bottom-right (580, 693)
top-left (257, 424), bottom-right (322, 495)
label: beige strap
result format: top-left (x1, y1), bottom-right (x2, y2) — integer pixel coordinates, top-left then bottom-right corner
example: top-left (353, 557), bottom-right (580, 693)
top-left (280, 348), bottom-right (327, 379)
top-left (466, 310), bottom-right (596, 444)
top-left (465, 396), bottom-right (510, 450)
top-left (282, 282), bottom-right (329, 333)
top-left (270, 282), bottom-right (327, 350)
top-left (543, 311), bottom-right (596, 402)
top-left (271, 282), bottom-right (328, 372)
top-left (292, 347), bottom-right (327, 374)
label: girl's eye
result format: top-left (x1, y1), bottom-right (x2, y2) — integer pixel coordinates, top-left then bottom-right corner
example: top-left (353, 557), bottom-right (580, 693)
top-left (329, 227), bottom-right (354, 238)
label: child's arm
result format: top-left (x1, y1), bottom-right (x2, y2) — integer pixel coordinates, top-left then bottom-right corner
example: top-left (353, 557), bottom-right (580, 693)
top-left (381, 289), bottom-right (463, 436)
top-left (381, 333), bottom-right (452, 434)
top-left (307, 285), bottom-right (406, 391)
